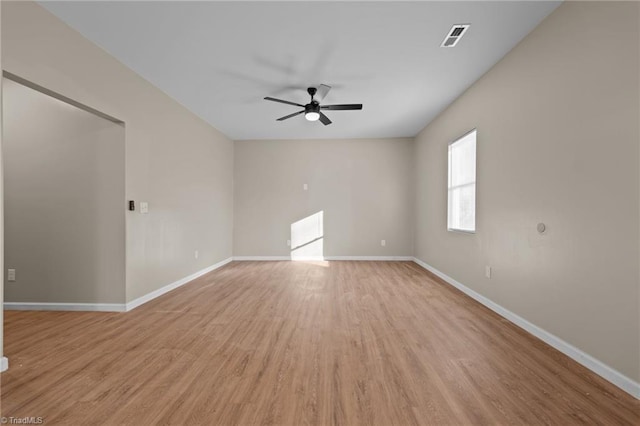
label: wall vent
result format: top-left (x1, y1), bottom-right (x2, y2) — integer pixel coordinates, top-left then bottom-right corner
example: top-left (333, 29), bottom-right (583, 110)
top-left (440, 24), bottom-right (470, 48)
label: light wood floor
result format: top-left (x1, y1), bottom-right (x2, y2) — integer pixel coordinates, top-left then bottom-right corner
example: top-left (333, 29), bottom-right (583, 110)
top-left (1, 261), bottom-right (638, 425)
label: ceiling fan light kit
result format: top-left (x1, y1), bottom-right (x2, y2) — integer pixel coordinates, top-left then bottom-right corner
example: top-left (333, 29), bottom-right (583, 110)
top-left (304, 101), bottom-right (320, 121)
top-left (264, 85), bottom-right (362, 126)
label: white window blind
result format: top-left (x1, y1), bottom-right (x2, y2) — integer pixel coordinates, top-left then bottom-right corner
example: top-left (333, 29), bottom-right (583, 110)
top-left (448, 129), bottom-right (476, 232)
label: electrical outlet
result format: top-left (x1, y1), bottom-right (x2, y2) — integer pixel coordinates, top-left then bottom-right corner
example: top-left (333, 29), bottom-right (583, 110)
top-left (140, 202), bottom-right (149, 214)
top-left (381, 240), bottom-right (386, 247)
top-left (485, 266), bottom-right (492, 279)
top-left (194, 250), bottom-right (199, 259)
top-left (8, 269), bottom-right (16, 282)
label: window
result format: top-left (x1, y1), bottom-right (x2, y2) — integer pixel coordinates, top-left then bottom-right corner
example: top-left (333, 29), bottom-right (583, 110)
top-left (448, 129), bottom-right (476, 232)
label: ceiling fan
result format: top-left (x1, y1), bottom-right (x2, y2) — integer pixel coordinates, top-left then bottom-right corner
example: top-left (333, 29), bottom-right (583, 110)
top-left (264, 84), bottom-right (362, 125)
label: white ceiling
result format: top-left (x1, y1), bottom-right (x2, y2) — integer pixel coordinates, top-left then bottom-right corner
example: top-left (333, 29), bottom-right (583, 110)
top-left (41, 1), bottom-right (561, 140)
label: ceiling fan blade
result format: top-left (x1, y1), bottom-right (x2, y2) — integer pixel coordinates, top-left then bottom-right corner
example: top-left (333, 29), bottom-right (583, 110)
top-left (264, 97), bottom-right (305, 107)
top-left (319, 112), bottom-right (332, 125)
top-left (276, 110), bottom-right (304, 121)
top-left (320, 104), bottom-right (363, 110)
top-left (315, 84), bottom-right (332, 101)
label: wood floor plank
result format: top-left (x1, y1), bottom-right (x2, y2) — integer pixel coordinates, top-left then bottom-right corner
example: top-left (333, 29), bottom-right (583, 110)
top-left (1, 261), bottom-right (638, 425)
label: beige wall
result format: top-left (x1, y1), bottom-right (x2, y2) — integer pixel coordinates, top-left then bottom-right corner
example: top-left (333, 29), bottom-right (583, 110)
top-left (2, 1), bottom-right (234, 303)
top-left (234, 138), bottom-right (414, 258)
top-left (3, 78), bottom-right (125, 304)
top-left (414, 1), bottom-right (639, 381)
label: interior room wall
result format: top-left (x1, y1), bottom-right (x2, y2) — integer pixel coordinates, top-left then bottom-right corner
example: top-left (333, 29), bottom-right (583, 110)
top-left (2, 1), bottom-right (234, 303)
top-left (414, 1), bottom-right (639, 383)
top-left (3, 78), bottom-right (125, 304)
top-left (234, 138), bottom-right (414, 258)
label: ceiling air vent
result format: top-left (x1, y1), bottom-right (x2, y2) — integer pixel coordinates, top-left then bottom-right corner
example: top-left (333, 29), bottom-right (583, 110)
top-left (441, 24), bottom-right (470, 48)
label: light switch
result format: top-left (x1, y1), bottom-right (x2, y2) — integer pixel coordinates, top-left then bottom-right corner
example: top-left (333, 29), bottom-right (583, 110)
top-left (303, 184), bottom-right (308, 191)
top-left (8, 269), bottom-right (15, 282)
top-left (140, 202), bottom-right (149, 214)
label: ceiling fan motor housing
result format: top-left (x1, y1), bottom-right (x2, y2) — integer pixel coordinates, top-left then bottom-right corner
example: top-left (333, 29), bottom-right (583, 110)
top-left (305, 102), bottom-right (320, 114)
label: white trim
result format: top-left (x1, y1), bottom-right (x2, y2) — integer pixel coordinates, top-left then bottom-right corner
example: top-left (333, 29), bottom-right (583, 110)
top-left (324, 256), bottom-right (413, 261)
top-left (233, 256), bottom-right (291, 261)
top-left (4, 302), bottom-right (126, 312)
top-left (2, 258), bottom-right (234, 313)
top-left (1, 357), bottom-right (8, 373)
top-left (412, 257), bottom-right (640, 399)
top-left (233, 256), bottom-right (413, 261)
top-left (125, 257), bottom-right (233, 311)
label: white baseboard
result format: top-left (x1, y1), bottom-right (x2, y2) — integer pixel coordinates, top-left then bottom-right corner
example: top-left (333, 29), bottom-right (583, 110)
top-left (2, 258), bottom-right (234, 313)
top-left (324, 256), bottom-right (413, 261)
top-left (1, 357), bottom-right (8, 373)
top-left (3, 302), bottom-right (126, 312)
top-left (125, 257), bottom-right (233, 311)
top-left (233, 256), bottom-right (291, 261)
top-left (233, 256), bottom-right (413, 261)
top-left (412, 257), bottom-right (640, 399)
